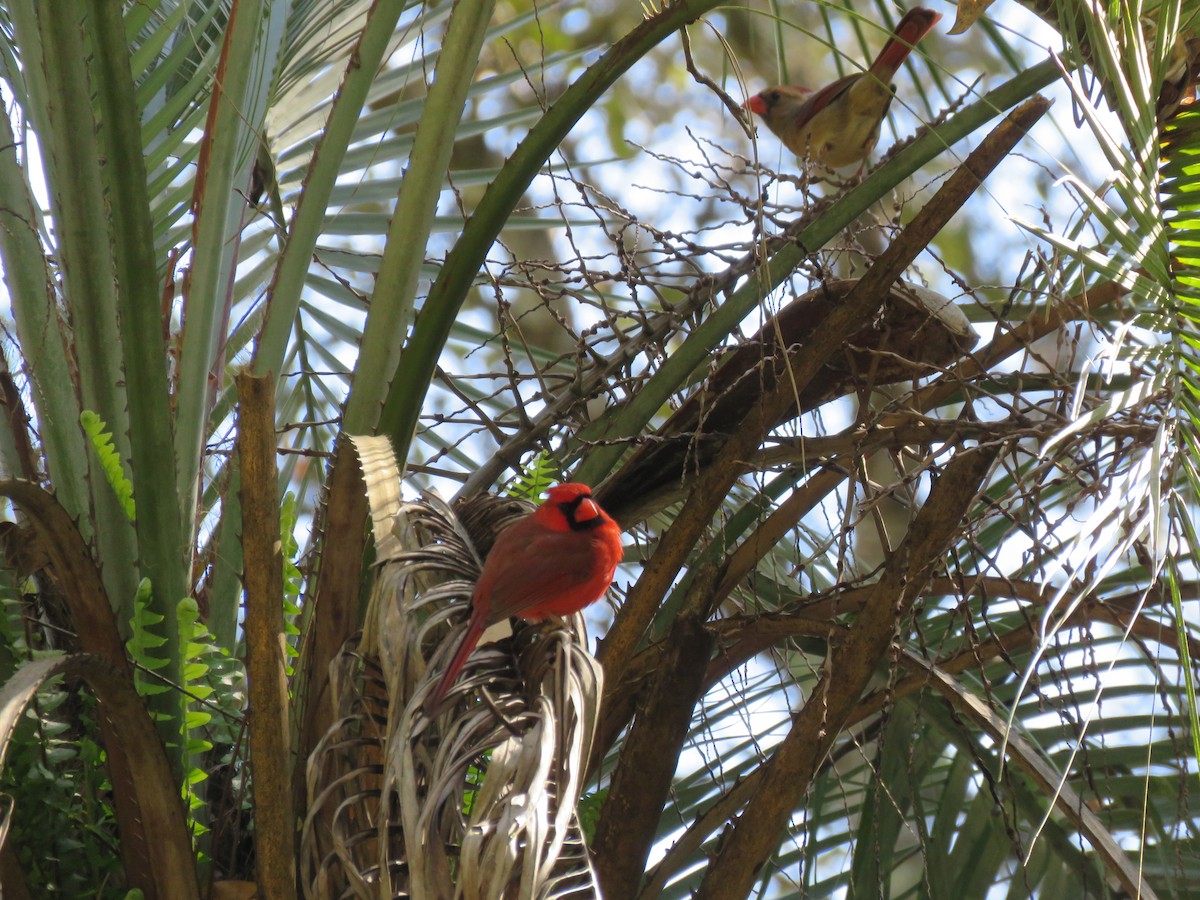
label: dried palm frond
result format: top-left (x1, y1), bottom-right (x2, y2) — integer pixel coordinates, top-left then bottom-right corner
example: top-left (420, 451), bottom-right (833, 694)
top-left (301, 436), bottom-right (602, 899)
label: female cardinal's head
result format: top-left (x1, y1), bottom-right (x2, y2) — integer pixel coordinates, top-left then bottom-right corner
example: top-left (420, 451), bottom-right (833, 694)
top-left (743, 86), bottom-right (813, 125)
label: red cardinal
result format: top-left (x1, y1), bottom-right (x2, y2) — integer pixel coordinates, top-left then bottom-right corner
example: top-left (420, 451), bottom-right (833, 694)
top-left (426, 483), bottom-right (623, 712)
top-left (744, 7), bottom-right (942, 170)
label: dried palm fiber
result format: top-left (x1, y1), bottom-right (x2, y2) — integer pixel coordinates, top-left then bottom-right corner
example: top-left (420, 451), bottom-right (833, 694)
top-left (301, 435), bottom-right (603, 899)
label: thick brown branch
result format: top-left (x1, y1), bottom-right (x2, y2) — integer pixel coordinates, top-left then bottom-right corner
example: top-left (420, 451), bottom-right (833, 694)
top-left (291, 439), bottom-right (369, 817)
top-left (599, 94), bottom-right (1052, 753)
top-left (600, 281), bottom-right (978, 525)
top-left (593, 566), bottom-right (718, 899)
top-left (236, 372), bottom-right (296, 899)
top-left (642, 579), bottom-right (1191, 893)
top-left (697, 445), bottom-right (998, 898)
top-left (0, 481), bottom-right (163, 892)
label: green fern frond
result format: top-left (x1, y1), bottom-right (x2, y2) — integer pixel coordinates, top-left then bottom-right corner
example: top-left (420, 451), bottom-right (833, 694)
top-left (177, 597), bottom-right (214, 846)
top-left (126, 579), bottom-right (170, 699)
top-left (79, 410), bottom-right (136, 521)
top-left (577, 788), bottom-right (607, 845)
top-left (506, 452), bottom-right (563, 500)
top-left (281, 491), bottom-right (302, 667)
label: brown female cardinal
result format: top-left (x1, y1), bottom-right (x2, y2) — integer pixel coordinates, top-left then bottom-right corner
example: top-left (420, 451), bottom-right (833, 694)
top-left (425, 483), bottom-right (623, 712)
top-left (744, 7), bottom-right (942, 170)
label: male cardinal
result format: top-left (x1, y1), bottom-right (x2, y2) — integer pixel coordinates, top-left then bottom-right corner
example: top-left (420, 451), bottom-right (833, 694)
top-left (744, 7), bottom-right (942, 170)
top-left (425, 483), bottom-right (622, 712)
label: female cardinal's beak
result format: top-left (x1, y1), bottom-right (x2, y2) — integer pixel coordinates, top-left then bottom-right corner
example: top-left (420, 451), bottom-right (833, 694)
top-left (744, 94), bottom-right (767, 115)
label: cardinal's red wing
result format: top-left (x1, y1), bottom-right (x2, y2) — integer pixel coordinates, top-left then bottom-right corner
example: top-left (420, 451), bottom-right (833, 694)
top-left (789, 74), bottom-right (857, 131)
top-left (480, 523), bottom-right (614, 624)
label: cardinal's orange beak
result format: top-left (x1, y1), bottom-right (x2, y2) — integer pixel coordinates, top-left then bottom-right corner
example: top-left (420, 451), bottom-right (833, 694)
top-left (743, 93), bottom-right (768, 116)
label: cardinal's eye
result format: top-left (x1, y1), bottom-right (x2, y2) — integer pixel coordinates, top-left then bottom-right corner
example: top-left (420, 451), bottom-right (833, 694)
top-left (769, 90), bottom-right (781, 102)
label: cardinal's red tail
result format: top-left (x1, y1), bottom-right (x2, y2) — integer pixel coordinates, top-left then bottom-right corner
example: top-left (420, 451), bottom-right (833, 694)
top-left (869, 7), bottom-right (941, 81)
top-left (425, 615), bottom-right (488, 714)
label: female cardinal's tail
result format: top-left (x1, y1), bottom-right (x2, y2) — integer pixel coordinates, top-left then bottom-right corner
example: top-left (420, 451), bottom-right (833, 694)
top-left (869, 7), bottom-right (942, 81)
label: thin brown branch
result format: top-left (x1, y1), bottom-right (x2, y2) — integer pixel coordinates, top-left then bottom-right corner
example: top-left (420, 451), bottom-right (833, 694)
top-left (751, 417), bottom-right (1155, 473)
top-left (681, 25), bottom-right (749, 132)
top-left (916, 657), bottom-right (1159, 898)
top-left (896, 278), bottom-right (1124, 420)
top-left (1095, 596), bottom-right (1200, 669)
top-left (707, 572), bottom-right (1197, 691)
top-left (714, 467), bottom-right (846, 605)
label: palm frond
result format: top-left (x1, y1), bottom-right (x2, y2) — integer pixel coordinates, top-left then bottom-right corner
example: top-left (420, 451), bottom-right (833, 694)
top-left (302, 437), bottom-right (602, 897)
